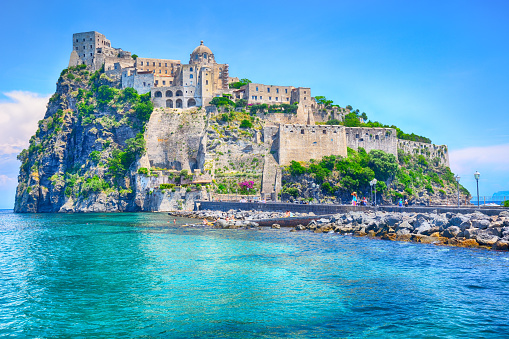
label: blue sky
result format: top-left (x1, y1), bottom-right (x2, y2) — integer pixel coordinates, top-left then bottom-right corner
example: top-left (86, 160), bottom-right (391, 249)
top-left (1, 0), bottom-right (508, 208)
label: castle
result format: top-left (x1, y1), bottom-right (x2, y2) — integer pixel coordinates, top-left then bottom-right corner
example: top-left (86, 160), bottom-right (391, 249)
top-left (69, 31), bottom-right (449, 200)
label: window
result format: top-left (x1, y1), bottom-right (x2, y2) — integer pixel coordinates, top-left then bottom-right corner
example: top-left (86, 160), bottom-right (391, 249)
top-left (195, 54), bottom-right (198, 60)
top-left (159, 70), bottom-right (161, 73)
top-left (301, 130), bottom-right (304, 134)
top-left (83, 38), bottom-right (85, 42)
top-left (304, 91), bottom-right (307, 94)
top-left (155, 80), bottom-right (159, 85)
top-left (323, 130), bottom-right (326, 134)
top-left (285, 89), bottom-right (288, 94)
top-left (190, 67), bottom-right (193, 71)
top-left (206, 80), bottom-right (208, 85)
top-left (90, 45), bottom-right (92, 49)
top-left (276, 97), bottom-right (278, 101)
top-left (143, 82), bottom-right (146, 86)
top-left (165, 70), bottom-right (167, 74)
top-left (190, 74), bottom-right (193, 79)
top-left (90, 38), bottom-right (92, 41)
top-left (165, 63), bottom-right (167, 67)
top-left (260, 96), bottom-right (262, 99)
top-left (163, 81), bottom-right (166, 85)
top-left (267, 88), bottom-right (270, 93)
top-left (83, 46), bottom-right (85, 49)
top-left (203, 53), bottom-right (207, 58)
top-left (159, 63), bottom-right (161, 67)
top-left (75, 47), bottom-right (78, 51)
top-left (304, 97), bottom-right (307, 100)
top-left (141, 61), bottom-right (143, 66)
top-left (153, 62), bottom-right (155, 66)
top-left (269, 97), bottom-right (272, 100)
top-left (170, 81), bottom-right (173, 84)
top-left (256, 86), bottom-right (258, 91)
top-left (375, 135), bottom-right (379, 140)
top-left (90, 53), bottom-right (93, 57)
top-left (356, 134), bottom-right (359, 138)
top-left (286, 98), bottom-right (289, 101)
top-left (76, 39), bottom-right (78, 42)
top-left (276, 88), bottom-right (279, 93)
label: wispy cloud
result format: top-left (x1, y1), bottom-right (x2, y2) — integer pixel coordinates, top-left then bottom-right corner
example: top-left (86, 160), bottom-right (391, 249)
top-left (0, 174), bottom-right (16, 187)
top-left (0, 91), bottom-right (50, 156)
top-left (450, 143), bottom-right (509, 174)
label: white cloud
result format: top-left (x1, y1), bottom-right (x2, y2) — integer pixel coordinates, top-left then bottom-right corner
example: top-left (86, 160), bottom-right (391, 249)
top-left (450, 143), bottom-right (509, 174)
top-left (0, 91), bottom-right (50, 156)
top-left (0, 174), bottom-right (16, 186)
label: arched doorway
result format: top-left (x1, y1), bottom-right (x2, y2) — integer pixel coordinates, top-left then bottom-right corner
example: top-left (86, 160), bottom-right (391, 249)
top-left (176, 90), bottom-right (183, 97)
top-left (154, 91), bottom-right (162, 97)
top-left (187, 98), bottom-right (196, 107)
top-left (165, 90), bottom-right (173, 97)
top-left (176, 99), bottom-right (183, 108)
top-left (166, 99), bottom-right (173, 108)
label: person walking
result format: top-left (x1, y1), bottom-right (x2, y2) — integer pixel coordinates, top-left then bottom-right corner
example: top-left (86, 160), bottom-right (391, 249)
top-left (351, 192), bottom-right (358, 206)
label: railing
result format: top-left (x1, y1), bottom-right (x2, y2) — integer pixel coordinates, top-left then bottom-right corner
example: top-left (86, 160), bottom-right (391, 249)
top-left (469, 196), bottom-right (508, 207)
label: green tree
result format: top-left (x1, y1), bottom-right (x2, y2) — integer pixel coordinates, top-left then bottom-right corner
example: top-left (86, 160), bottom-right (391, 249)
top-left (368, 150), bottom-right (398, 180)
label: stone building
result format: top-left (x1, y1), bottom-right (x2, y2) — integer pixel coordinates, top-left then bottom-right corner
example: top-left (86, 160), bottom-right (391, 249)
top-left (68, 31), bottom-right (134, 71)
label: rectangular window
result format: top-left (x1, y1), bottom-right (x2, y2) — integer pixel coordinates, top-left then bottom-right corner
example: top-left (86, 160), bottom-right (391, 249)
top-left (90, 45), bottom-right (92, 49)
top-left (304, 91), bottom-right (307, 94)
top-left (206, 80), bottom-right (208, 85)
top-left (155, 80), bottom-right (158, 85)
top-left (141, 61), bottom-right (143, 66)
top-left (304, 97), bottom-right (307, 100)
top-left (256, 86), bottom-right (258, 91)
top-left (276, 97), bottom-right (278, 101)
top-left (165, 63), bottom-right (167, 67)
top-left (159, 63), bottom-right (161, 67)
top-left (75, 47), bottom-right (78, 50)
top-left (269, 97), bottom-right (272, 100)
top-left (159, 70), bottom-right (161, 73)
top-left (286, 98), bottom-right (289, 101)
top-left (153, 62), bottom-right (155, 66)
top-left (165, 70), bottom-right (167, 74)
top-left (285, 89), bottom-right (288, 93)
top-left (267, 88), bottom-right (270, 93)
top-left (260, 96), bottom-right (262, 99)
top-left (163, 81), bottom-right (166, 85)
top-left (276, 88), bottom-right (279, 93)
top-left (91, 53), bottom-right (93, 57)
top-left (356, 134), bottom-right (359, 138)
top-left (143, 82), bottom-right (146, 86)
top-left (170, 81), bottom-right (173, 84)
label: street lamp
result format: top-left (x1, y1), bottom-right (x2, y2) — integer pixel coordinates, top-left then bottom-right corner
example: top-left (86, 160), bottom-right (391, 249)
top-left (455, 175), bottom-right (460, 208)
top-left (474, 171), bottom-right (480, 207)
top-left (370, 179), bottom-right (378, 205)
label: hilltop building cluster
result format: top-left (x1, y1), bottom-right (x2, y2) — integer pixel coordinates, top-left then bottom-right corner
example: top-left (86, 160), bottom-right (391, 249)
top-left (68, 31), bottom-right (450, 200)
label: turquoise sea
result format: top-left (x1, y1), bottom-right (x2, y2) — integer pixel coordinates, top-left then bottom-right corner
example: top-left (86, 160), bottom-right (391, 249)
top-left (1, 210), bottom-right (509, 338)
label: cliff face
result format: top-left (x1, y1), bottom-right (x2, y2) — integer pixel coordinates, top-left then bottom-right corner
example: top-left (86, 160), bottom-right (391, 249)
top-left (15, 66), bottom-right (148, 212)
top-left (14, 66), bottom-right (268, 212)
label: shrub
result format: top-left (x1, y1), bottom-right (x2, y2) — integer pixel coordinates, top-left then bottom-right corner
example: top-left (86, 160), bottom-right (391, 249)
top-left (137, 167), bottom-right (149, 175)
top-left (326, 119), bottom-right (342, 125)
top-left (83, 175), bottom-right (109, 194)
top-left (239, 119), bottom-right (253, 128)
top-left (368, 150), bottom-right (398, 181)
top-left (89, 151), bottom-right (101, 163)
top-left (160, 183), bottom-right (175, 189)
top-left (96, 85), bottom-right (115, 105)
top-left (503, 200), bottom-right (509, 207)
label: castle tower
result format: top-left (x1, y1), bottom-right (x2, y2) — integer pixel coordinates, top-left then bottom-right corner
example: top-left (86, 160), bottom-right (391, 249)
top-left (189, 41), bottom-right (216, 65)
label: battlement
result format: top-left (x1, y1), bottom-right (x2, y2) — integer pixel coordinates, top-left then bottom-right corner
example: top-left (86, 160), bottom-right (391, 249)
top-left (398, 140), bottom-right (449, 166)
top-left (345, 127), bottom-right (398, 156)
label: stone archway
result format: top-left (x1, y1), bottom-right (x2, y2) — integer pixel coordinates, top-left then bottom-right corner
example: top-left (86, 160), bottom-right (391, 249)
top-left (166, 99), bottom-right (173, 108)
top-left (154, 91), bottom-right (162, 97)
top-left (165, 90), bottom-right (173, 97)
top-left (176, 90), bottom-right (183, 97)
top-left (176, 99), bottom-right (183, 108)
top-left (187, 98), bottom-right (196, 107)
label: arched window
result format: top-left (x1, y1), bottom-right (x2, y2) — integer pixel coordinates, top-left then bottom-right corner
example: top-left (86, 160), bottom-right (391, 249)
top-left (154, 91), bottom-right (162, 97)
top-left (166, 90), bottom-right (173, 97)
top-left (176, 99), bottom-right (183, 108)
top-left (190, 67), bottom-right (193, 71)
top-left (195, 54), bottom-right (199, 60)
top-left (188, 98), bottom-right (196, 107)
top-left (203, 53), bottom-right (207, 59)
top-left (176, 90), bottom-right (183, 97)
top-left (190, 74), bottom-right (193, 79)
top-left (166, 99), bottom-right (173, 108)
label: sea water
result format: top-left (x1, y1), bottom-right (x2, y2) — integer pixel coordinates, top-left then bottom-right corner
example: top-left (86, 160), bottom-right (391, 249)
top-left (1, 210), bottom-right (509, 338)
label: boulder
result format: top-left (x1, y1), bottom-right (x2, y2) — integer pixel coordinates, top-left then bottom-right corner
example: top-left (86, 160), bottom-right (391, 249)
top-left (396, 228), bottom-right (411, 236)
top-left (475, 232), bottom-right (499, 247)
top-left (442, 226), bottom-right (461, 238)
top-left (215, 219), bottom-right (228, 228)
top-left (396, 221), bottom-right (414, 231)
top-left (499, 211), bottom-right (509, 218)
top-left (459, 220), bottom-right (472, 231)
top-left (450, 215), bottom-right (469, 227)
top-left (295, 224), bottom-right (306, 231)
top-left (463, 228), bottom-right (478, 239)
top-left (493, 240), bottom-right (509, 251)
top-left (414, 221), bottom-right (432, 234)
top-left (271, 224), bottom-right (281, 229)
top-left (471, 219), bottom-right (490, 230)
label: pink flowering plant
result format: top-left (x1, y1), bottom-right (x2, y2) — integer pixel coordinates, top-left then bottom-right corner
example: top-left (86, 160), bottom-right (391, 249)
top-left (238, 180), bottom-right (255, 194)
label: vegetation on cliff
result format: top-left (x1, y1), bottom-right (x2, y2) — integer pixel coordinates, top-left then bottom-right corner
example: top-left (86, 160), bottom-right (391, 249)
top-left (15, 65), bottom-right (153, 212)
top-left (281, 147), bottom-right (469, 205)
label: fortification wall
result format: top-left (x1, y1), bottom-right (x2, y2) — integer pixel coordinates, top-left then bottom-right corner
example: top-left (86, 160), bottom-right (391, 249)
top-left (278, 124), bottom-right (347, 165)
top-left (398, 140), bottom-right (450, 167)
top-left (345, 127), bottom-right (398, 156)
top-left (255, 112), bottom-right (307, 125)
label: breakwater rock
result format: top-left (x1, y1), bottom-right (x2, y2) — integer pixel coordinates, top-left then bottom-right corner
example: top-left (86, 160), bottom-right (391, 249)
top-left (171, 209), bottom-right (509, 250)
top-left (296, 210), bottom-right (509, 250)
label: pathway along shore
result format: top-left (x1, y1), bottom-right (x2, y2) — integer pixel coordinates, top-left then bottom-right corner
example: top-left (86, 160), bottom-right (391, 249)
top-left (170, 209), bottom-right (509, 251)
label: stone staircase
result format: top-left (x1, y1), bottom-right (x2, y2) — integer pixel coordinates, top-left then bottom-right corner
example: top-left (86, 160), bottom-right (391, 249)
top-left (261, 153), bottom-right (281, 200)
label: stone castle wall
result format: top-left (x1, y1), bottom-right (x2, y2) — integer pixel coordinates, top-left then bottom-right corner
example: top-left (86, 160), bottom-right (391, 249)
top-left (345, 127), bottom-right (398, 156)
top-left (278, 124), bottom-right (347, 165)
top-left (398, 140), bottom-right (450, 166)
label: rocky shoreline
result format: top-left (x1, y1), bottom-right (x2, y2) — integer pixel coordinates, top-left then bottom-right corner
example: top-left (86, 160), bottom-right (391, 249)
top-left (170, 209), bottom-right (509, 251)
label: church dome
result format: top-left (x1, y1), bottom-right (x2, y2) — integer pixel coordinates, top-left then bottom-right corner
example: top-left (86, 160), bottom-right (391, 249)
top-left (192, 41), bottom-right (212, 55)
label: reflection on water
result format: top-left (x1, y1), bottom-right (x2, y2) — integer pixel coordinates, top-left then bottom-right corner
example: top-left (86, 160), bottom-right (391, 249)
top-left (1, 211), bottom-right (509, 338)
